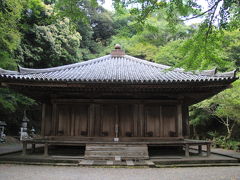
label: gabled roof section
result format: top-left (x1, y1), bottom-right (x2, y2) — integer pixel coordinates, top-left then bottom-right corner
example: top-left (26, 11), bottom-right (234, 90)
top-left (0, 46), bottom-right (238, 84)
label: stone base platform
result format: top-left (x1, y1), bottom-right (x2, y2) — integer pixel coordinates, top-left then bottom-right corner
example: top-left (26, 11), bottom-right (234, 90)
top-left (0, 143), bottom-right (239, 167)
top-left (0, 151), bottom-right (238, 168)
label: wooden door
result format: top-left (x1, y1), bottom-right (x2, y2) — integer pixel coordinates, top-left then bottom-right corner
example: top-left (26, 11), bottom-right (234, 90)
top-left (144, 104), bottom-right (162, 137)
top-left (57, 104), bottom-right (89, 136)
top-left (57, 105), bottom-right (71, 136)
top-left (119, 104), bottom-right (134, 137)
top-left (100, 104), bottom-right (116, 137)
top-left (72, 105), bottom-right (88, 136)
top-left (162, 106), bottom-right (177, 137)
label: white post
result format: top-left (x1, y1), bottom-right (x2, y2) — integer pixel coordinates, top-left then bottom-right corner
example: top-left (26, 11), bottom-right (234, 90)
top-left (114, 124), bottom-right (119, 142)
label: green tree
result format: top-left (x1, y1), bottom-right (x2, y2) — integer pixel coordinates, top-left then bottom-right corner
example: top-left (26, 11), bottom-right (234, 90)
top-left (176, 26), bottom-right (228, 70)
top-left (0, 1), bottom-right (37, 134)
top-left (54, 0), bottom-right (98, 23)
top-left (109, 9), bottom-right (193, 62)
top-left (196, 78), bottom-right (240, 139)
top-left (53, 0), bottom-right (240, 34)
top-left (222, 30), bottom-right (240, 68)
top-left (0, 0), bottom-right (26, 69)
top-left (52, 0), bottom-right (240, 69)
top-left (15, 18), bottom-right (82, 68)
top-left (114, 0), bottom-right (240, 30)
top-left (154, 39), bottom-right (184, 66)
top-left (0, 88), bottom-right (35, 113)
top-left (91, 9), bottom-right (115, 45)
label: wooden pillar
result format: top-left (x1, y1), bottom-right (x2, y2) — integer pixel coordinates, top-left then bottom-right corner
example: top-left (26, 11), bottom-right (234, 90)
top-left (41, 104), bottom-right (46, 136)
top-left (70, 107), bottom-right (75, 136)
top-left (185, 144), bottom-right (189, 157)
top-left (182, 105), bottom-right (190, 137)
top-left (115, 104), bottom-right (119, 136)
top-left (95, 104), bottom-right (101, 136)
top-left (22, 141), bottom-right (27, 155)
top-left (31, 144), bottom-right (36, 153)
top-left (44, 143), bottom-right (49, 156)
top-left (160, 106), bottom-right (163, 137)
top-left (207, 144), bottom-right (211, 157)
top-left (139, 104), bottom-right (144, 137)
top-left (51, 103), bottom-right (57, 136)
top-left (177, 104), bottom-right (183, 137)
top-left (133, 104), bottom-right (138, 137)
top-left (88, 104), bottom-right (95, 136)
top-left (198, 145), bottom-right (202, 156)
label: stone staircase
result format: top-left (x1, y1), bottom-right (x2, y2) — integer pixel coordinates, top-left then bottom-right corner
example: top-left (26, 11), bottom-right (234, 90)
top-left (84, 144), bottom-right (149, 160)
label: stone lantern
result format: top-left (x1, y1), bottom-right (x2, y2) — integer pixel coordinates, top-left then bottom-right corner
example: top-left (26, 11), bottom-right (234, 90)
top-left (20, 110), bottom-right (30, 141)
top-left (0, 121), bottom-right (7, 143)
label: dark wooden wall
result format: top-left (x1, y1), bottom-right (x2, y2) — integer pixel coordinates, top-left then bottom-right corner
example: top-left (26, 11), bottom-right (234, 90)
top-left (41, 99), bottom-right (187, 139)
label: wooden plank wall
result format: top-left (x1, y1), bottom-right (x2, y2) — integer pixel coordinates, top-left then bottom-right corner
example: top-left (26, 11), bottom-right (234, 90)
top-left (41, 103), bottom-right (52, 136)
top-left (41, 101), bottom-right (180, 138)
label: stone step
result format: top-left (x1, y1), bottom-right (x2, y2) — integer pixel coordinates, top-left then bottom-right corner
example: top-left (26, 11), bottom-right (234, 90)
top-left (85, 151), bottom-right (148, 156)
top-left (86, 144), bottom-right (147, 148)
top-left (85, 144), bottom-right (149, 160)
top-left (86, 147), bottom-right (147, 151)
top-left (84, 155), bottom-right (149, 160)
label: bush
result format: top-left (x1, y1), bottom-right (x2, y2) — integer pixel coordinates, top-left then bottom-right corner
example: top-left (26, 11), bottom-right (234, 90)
top-left (208, 132), bottom-right (240, 151)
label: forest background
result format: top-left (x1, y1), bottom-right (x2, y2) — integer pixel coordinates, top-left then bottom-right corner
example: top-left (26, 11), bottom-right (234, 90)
top-left (0, 0), bottom-right (239, 150)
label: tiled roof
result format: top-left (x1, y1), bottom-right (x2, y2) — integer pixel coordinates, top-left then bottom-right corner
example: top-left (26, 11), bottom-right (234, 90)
top-left (0, 53), bottom-right (238, 84)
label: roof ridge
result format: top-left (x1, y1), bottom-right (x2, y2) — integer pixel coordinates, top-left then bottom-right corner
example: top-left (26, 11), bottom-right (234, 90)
top-left (124, 56), bottom-right (237, 78)
top-left (124, 55), bottom-right (198, 76)
top-left (124, 55), bottom-right (171, 70)
top-left (18, 55), bottom-right (111, 74)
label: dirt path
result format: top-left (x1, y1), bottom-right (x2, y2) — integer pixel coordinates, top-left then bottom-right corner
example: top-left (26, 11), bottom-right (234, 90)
top-left (0, 164), bottom-right (239, 180)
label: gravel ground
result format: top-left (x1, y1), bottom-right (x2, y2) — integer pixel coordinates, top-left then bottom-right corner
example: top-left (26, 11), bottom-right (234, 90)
top-left (0, 164), bottom-right (240, 180)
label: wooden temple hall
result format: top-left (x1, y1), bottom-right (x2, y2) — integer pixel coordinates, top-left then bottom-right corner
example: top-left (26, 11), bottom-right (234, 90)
top-left (0, 45), bottom-right (238, 160)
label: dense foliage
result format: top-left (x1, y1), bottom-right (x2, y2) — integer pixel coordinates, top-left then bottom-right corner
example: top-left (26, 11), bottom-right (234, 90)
top-left (16, 18), bottom-right (82, 68)
top-left (0, 0), bottom-right (239, 149)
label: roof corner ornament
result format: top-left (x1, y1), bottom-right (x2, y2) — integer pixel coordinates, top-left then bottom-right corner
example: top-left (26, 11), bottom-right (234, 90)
top-left (111, 44), bottom-right (125, 57)
top-left (17, 65), bottom-right (22, 73)
top-left (17, 65), bottom-right (38, 74)
top-left (216, 68), bottom-right (239, 78)
top-left (234, 68), bottom-right (239, 78)
top-left (199, 68), bottom-right (217, 76)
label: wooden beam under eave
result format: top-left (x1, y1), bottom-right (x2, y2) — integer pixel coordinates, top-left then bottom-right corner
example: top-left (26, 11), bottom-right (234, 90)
top-left (0, 82), bottom-right (8, 87)
top-left (3, 79), bottom-right (235, 89)
top-left (184, 87), bottom-right (229, 105)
